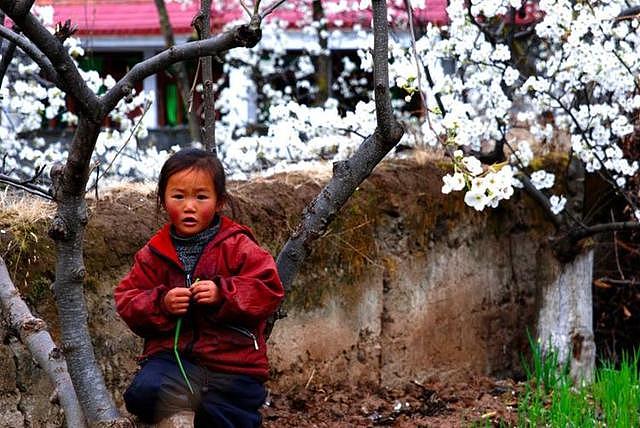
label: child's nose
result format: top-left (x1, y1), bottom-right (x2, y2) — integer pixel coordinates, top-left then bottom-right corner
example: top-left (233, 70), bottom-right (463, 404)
top-left (184, 198), bottom-right (197, 211)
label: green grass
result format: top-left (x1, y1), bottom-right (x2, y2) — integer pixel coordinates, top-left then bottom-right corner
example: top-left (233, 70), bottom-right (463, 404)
top-left (517, 336), bottom-right (640, 428)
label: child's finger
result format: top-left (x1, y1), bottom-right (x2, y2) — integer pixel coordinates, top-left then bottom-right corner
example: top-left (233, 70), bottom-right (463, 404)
top-left (172, 288), bottom-right (192, 297)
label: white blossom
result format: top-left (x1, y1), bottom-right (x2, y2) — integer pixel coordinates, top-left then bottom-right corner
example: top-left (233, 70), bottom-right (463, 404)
top-left (549, 195), bottom-right (567, 215)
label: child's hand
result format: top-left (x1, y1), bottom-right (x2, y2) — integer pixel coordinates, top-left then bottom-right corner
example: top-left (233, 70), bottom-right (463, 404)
top-left (190, 280), bottom-right (220, 305)
top-left (164, 288), bottom-right (191, 315)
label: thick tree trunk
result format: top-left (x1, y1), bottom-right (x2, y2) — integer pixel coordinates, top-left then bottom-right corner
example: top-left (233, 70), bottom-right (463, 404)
top-left (0, 257), bottom-right (87, 428)
top-left (537, 249), bottom-right (595, 384)
top-left (49, 119), bottom-right (126, 424)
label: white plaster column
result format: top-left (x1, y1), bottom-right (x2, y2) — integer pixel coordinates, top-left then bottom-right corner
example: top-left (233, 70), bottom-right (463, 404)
top-left (142, 49), bottom-right (158, 129)
top-left (228, 66), bottom-right (257, 126)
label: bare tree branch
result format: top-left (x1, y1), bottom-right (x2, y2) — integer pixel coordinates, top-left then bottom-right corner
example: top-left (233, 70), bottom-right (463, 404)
top-left (269, 0), bottom-right (403, 336)
top-left (569, 221), bottom-right (640, 242)
top-left (0, 14), bottom-right (17, 87)
top-left (260, 0), bottom-right (287, 19)
top-left (12, 0), bottom-right (35, 18)
top-left (0, 173), bottom-right (53, 200)
top-left (0, 257), bottom-right (86, 428)
top-left (0, 25), bottom-right (59, 84)
top-left (0, 2), bottom-right (101, 119)
top-left (0, 39), bottom-right (17, 85)
top-left (100, 24), bottom-right (262, 116)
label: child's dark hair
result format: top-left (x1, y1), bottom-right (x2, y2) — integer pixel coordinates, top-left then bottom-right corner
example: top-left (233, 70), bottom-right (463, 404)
top-left (156, 148), bottom-right (227, 213)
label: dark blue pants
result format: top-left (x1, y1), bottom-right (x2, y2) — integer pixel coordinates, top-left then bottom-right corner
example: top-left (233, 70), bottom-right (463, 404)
top-left (123, 352), bottom-right (266, 427)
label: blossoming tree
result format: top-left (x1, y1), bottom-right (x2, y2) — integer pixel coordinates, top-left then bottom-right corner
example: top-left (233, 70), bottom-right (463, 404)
top-left (385, 0), bottom-right (640, 382)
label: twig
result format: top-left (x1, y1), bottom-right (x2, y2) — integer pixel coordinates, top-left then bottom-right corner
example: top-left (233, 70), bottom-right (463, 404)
top-left (569, 221), bottom-right (640, 241)
top-left (335, 235), bottom-right (382, 268)
top-left (187, 59), bottom-right (201, 113)
top-left (0, 173), bottom-right (53, 200)
top-left (85, 100), bottom-right (151, 194)
top-left (611, 210), bottom-right (625, 280)
top-left (238, 0), bottom-right (253, 17)
top-left (548, 92), bottom-right (639, 214)
top-left (596, 277), bottom-right (638, 286)
top-left (304, 367), bottom-right (316, 389)
top-left (260, 0), bottom-right (287, 19)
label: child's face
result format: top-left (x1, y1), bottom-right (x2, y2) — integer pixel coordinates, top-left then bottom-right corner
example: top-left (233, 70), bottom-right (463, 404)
top-left (164, 167), bottom-right (220, 236)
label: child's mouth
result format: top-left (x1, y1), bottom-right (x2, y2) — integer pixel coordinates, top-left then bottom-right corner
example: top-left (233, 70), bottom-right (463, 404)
top-left (182, 217), bottom-right (197, 226)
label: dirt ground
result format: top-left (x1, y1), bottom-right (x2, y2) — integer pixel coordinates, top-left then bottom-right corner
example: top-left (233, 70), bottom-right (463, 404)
top-left (262, 377), bottom-right (519, 427)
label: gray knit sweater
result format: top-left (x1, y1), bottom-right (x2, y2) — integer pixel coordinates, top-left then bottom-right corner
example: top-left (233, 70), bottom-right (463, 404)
top-left (170, 216), bottom-right (221, 276)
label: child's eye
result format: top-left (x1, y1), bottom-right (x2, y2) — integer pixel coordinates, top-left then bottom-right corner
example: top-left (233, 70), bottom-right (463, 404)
top-left (197, 195), bottom-right (209, 200)
top-left (171, 194), bottom-right (184, 200)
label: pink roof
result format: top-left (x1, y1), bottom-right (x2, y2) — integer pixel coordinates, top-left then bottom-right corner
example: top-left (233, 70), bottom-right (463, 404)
top-left (37, 0), bottom-right (449, 36)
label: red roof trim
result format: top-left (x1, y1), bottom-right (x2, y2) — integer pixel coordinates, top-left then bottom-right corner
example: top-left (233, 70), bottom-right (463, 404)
top-left (38, 0), bottom-right (449, 36)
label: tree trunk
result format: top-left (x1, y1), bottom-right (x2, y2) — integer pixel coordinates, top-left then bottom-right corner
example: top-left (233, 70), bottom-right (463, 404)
top-left (193, 0), bottom-right (216, 153)
top-left (311, 0), bottom-right (330, 105)
top-left (154, 0), bottom-right (201, 143)
top-left (48, 118), bottom-right (125, 424)
top-left (0, 257), bottom-right (87, 428)
top-left (537, 249), bottom-right (595, 384)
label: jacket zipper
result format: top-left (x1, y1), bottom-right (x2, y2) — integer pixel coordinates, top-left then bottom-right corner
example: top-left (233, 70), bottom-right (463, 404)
top-left (223, 324), bottom-right (259, 350)
top-left (149, 247), bottom-right (258, 352)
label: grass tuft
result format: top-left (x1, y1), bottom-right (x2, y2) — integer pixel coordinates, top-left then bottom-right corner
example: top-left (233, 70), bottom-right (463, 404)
top-left (517, 338), bottom-right (640, 427)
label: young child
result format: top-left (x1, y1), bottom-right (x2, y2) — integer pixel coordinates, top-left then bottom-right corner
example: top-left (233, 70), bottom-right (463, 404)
top-left (115, 148), bottom-right (284, 427)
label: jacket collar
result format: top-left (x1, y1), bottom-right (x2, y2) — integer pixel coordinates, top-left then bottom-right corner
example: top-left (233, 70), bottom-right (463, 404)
top-left (147, 215), bottom-right (255, 270)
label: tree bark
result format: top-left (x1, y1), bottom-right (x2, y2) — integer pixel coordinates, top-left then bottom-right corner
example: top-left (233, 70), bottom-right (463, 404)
top-left (193, 0), bottom-right (216, 153)
top-left (0, 1), bottom-right (101, 119)
top-left (101, 23), bottom-right (261, 115)
top-left (311, 0), bottom-right (330, 105)
top-left (537, 249), bottom-right (595, 384)
top-left (269, 0), bottom-right (403, 336)
top-left (0, 257), bottom-right (87, 428)
top-left (48, 118), bottom-right (129, 425)
top-left (154, 0), bottom-right (201, 143)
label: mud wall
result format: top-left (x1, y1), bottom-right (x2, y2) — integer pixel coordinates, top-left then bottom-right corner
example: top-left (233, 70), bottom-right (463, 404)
top-left (268, 183), bottom-right (549, 388)
top-left (0, 160), bottom-right (555, 425)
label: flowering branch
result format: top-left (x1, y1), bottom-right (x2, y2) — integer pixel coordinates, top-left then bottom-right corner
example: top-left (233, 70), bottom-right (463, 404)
top-left (547, 92), bottom-right (639, 214)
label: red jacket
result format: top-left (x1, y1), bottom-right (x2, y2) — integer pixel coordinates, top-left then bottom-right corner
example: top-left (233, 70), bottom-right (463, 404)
top-left (115, 216), bottom-right (284, 381)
